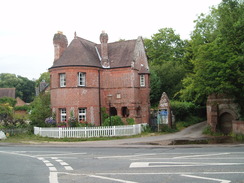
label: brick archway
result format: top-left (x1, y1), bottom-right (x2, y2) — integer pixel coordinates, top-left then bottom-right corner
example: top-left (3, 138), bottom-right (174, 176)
top-left (217, 112), bottom-right (233, 134)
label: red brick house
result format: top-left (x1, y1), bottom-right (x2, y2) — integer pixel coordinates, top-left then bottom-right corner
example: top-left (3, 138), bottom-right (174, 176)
top-left (49, 31), bottom-right (150, 126)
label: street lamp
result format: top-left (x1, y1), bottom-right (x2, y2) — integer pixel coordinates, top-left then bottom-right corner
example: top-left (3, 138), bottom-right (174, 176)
top-left (107, 94), bottom-right (112, 126)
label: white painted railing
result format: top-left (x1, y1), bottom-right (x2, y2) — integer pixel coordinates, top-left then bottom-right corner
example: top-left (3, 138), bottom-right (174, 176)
top-left (34, 124), bottom-right (143, 138)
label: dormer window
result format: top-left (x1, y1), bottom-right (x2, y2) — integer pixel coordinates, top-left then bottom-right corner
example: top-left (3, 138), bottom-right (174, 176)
top-left (140, 74), bottom-right (145, 87)
top-left (60, 73), bottom-right (66, 87)
top-left (78, 72), bottom-right (86, 86)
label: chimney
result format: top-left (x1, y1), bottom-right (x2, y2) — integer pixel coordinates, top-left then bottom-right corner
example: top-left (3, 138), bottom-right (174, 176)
top-left (53, 31), bottom-right (68, 62)
top-left (100, 31), bottom-right (109, 68)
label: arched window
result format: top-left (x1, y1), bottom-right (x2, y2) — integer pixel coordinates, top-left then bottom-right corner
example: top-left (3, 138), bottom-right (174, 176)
top-left (110, 107), bottom-right (117, 116)
top-left (122, 107), bottom-right (129, 117)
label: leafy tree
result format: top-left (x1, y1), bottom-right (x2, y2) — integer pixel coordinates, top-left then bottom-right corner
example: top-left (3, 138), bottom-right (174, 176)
top-left (145, 28), bottom-right (186, 65)
top-left (35, 72), bottom-right (50, 87)
top-left (149, 69), bottom-right (162, 106)
top-left (144, 28), bottom-right (187, 105)
top-left (29, 93), bottom-right (51, 127)
top-left (180, 0), bottom-right (244, 110)
top-left (17, 76), bottom-right (36, 102)
top-left (0, 73), bottom-right (35, 103)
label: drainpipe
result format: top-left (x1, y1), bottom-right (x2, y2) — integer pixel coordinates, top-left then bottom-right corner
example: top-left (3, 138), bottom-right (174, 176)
top-left (98, 69), bottom-right (102, 126)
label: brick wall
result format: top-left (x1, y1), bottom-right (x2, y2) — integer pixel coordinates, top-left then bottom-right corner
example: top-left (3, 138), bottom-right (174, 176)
top-left (233, 121), bottom-right (244, 134)
top-left (50, 66), bottom-right (150, 125)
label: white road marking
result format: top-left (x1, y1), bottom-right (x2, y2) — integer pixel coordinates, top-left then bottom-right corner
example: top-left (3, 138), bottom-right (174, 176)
top-left (49, 172), bottom-right (58, 183)
top-left (129, 161), bottom-right (244, 168)
top-left (88, 174), bottom-right (138, 183)
top-left (130, 162), bottom-right (150, 168)
top-left (60, 162), bottom-right (68, 166)
top-left (0, 151), bottom-right (78, 183)
top-left (64, 166), bottom-right (73, 171)
top-left (132, 157), bottom-right (244, 160)
top-left (52, 157), bottom-right (74, 170)
top-left (173, 153), bottom-right (230, 159)
top-left (182, 174), bottom-right (231, 183)
top-left (97, 172), bottom-right (244, 175)
top-left (49, 167), bottom-right (57, 171)
top-left (55, 159), bottom-right (63, 162)
top-left (45, 162), bottom-right (54, 167)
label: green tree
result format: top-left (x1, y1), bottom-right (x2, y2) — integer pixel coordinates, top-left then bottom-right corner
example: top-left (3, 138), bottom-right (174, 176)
top-left (145, 28), bottom-right (186, 65)
top-left (35, 72), bottom-right (50, 87)
top-left (180, 0), bottom-right (244, 110)
top-left (144, 28), bottom-right (187, 105)
top-left (29, 93), bottom-right (51, 127)
top-left (0, 73), bottom-right (35, 103)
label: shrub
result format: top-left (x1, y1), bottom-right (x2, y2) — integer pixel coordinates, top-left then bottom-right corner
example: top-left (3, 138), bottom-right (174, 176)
top-left (170, 100), bottom-right (206, 124)
top-left (160, 124), bottom-right (178, 133)
top-left (176, 116), bottom-right (203, 130)
top-left (14, 105), bottom-right (31, 111)
top-left (101, 107), bottom-right (109, 123)
top-left (103, 116), bottom-right (124, 126)
top-left (126, 118), bottom-right (135, 125)
top-left (0, 97), bottom-right (16, 107)
top-left (202, 125), bottom-right (225, 136)
top-left (45, 117), bottom-right (56, 127)
top-left (141, 124), bottom-right (152, 133)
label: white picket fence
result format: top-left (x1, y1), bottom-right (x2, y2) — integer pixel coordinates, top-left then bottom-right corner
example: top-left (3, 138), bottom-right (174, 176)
top-left (34, 124), bottom-right (144, 138)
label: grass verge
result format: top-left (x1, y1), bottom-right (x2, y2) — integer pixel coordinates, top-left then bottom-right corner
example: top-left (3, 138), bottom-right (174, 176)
top-left (0, 132), bottom-right (157, 144)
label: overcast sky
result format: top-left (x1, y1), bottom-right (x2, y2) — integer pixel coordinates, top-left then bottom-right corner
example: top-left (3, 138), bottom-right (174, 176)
top-left (0, 0), bottom-right (222, 80)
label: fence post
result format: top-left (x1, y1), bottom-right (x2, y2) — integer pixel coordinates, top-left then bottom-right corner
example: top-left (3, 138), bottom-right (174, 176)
top-left (39, 127), bottom-right (42, 136)
top-left (58, 128), bottom-right (61, 138)
top-left (113, 126), bottom-right (116, 136)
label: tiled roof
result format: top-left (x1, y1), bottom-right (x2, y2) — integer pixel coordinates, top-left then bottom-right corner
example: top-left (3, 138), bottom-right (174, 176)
top-left (97, 40), bottom-right (136, 68)
top-left (51, 37), bottom-right (137, 69)
top-left (0, 88), bottom-right (15, 98)
top-left (52, 37), bottom-right (101, 68)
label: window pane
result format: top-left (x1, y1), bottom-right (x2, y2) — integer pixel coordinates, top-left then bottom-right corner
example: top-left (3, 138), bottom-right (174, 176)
top-left (60, 108), bottom-right (66, 122)
top-left (78, 72), bottom-right (86, 86)
top-left (140, 75), bottom-right (145, 87)
top-left (78, 108), bottom-right (86, 121)
top-left (60, 74), bottom-right (66, 87)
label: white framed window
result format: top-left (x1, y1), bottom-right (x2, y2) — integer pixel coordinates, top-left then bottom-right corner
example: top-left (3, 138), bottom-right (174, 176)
top-left (60, 108), bottom-right (66, 122)
top-left (60, 73), bottom-right (66, 87)
top-left (78, 72), bottom-right (86, 86)
top-left (78, 108), bottom-right (86, 121)
top-left (140, 74), bottom-right (145, 87)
